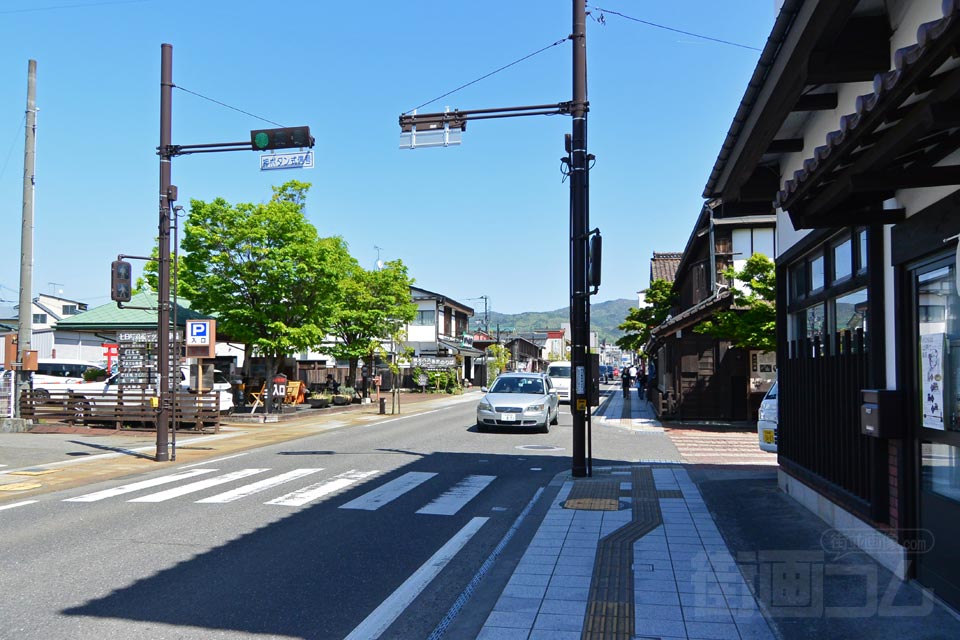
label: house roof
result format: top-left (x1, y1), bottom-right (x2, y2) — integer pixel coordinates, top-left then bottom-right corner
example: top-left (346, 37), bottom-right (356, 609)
top-left (410, 286), bottom-right (474, 315)
top-left (649, 252), bottom-right (682, 283)
top-left (55, 292), bottom-right (212, 332)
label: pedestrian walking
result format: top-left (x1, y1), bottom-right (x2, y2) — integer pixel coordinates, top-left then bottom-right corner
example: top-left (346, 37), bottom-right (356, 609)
top-left (622, 366), bottom-right (632, 398)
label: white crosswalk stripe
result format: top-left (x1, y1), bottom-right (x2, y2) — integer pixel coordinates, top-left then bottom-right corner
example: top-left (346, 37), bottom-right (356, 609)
top-left (64, 468), bottom-right (218, 502)
top-left (129, 469), bottom-right (270, 503)
top-left (196, 468), bottom-right (325, 504)
top-left (266, 469), bottom-right (380, 507)
top-left (340, 471), bottom-right (437, 511)
top-left (416, 475), bottom-right (496, 516)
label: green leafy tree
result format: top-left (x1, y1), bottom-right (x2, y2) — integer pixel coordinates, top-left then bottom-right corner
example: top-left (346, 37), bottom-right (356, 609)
top-left (694, 253), bottom-right (776, 352)
top-left (487, 343), bottom-right (511, 383)
top-left (322, 258), bottom-right (417, 390)
top-left (132, 245), bottom-right (188, 296)
top-left (179, 180), bottom-right (351, 410)
top-left (616, 279), bottom-right (677, 353)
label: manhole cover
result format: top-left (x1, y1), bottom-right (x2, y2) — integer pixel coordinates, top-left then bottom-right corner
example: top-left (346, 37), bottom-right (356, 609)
top-left (515, 444), bottom-right (565, 451)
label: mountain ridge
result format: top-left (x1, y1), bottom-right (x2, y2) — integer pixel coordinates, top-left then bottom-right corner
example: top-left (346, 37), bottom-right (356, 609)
top-left (472, 298), bottom-right (635, 345)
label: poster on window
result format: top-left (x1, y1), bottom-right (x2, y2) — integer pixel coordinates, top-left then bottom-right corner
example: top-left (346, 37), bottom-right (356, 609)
top-left (921, 333), bottom-right (945, 430)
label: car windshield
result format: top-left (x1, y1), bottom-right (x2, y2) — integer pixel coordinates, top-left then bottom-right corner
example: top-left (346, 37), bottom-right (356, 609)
top-left (490, 377), bottom-right (544, 394)
top-left (765, 382), bottom-right (778, 400)
top-left (547, 365), bottom-right (571, 378)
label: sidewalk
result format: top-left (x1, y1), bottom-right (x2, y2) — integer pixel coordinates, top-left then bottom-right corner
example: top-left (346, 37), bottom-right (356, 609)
top-left (476, 389), bottom-right (960, 639)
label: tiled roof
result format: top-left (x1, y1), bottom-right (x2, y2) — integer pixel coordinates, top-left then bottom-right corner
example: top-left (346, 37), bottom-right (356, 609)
top-left (650, 252), bottom-right (682, 283)
top-left (55, 292), bottom-right (212, 331)
top-left (776, 2), bottom-right (960, 212)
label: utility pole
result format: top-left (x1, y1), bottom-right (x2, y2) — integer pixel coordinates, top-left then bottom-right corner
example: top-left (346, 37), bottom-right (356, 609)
top-left (157, 43), bottom-right (174, 462)
top-left (16, 59), bottom-right (38, 414)
top-left (569, 0), bottom-right (589, 477)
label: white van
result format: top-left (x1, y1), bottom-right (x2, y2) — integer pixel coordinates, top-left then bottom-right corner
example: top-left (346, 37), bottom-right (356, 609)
top-left (757, 380), bottom-right (778, 453)
top-left (32, 359), bottom-right (105, 397)
top-left (545, 361), bottom-right (572, 403)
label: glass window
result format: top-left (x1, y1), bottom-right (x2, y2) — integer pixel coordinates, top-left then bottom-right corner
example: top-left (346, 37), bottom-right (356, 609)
top-left (791, 263), bottom-right (807, 301)
top-left (32, 313), bottom-right (47, 324)
top-left (832, 238), bottom-right (852, 282)
top-left (833, 289), bottom-right (868, 333)
top-left (857, 229), bottom-right (868, 274)
top-left (413, 310), bottom-right (435, 326)
top-left (805, 304), bottom-right (825, 341)
top-left (922, 442), bottom-right (960, 503)
top-left (918, 265), bottom-right (959, 432)
top-left (810, 255), bottom-right (825, 291)
top-left (62, 305), bottom-right (79, 315)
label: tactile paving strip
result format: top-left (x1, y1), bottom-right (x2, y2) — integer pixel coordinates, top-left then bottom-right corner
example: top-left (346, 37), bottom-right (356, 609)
top-left (582, 466), bottom-right (662, 640)
top-left (562, 479), bottom-right (622, 511)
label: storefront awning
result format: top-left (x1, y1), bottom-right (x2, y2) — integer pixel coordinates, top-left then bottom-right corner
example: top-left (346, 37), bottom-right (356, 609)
top-left (438, 340), bottom-right (484, 357)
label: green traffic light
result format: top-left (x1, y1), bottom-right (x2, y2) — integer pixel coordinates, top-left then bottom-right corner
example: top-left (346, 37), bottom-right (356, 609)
top-left (254, 132), bottom-right (270, 149)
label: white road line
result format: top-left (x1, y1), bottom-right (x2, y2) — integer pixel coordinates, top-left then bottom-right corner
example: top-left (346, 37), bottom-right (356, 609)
top-left (196, 468), bottom-right (324, 504)
top-left (183, 452), bottom-right (250, 468)
top-left (339, 471), bottom-right (437, 511)
top-left (64, 469), bottom-right (218, 502)
top-left (129, 468), bottom-right (269, 503)
top-left (0, 500), bottom-right (38, 511)
top-left (266, 469), bottom-right (379, 507)
top-left (344, 516), bottom-right (488, 640)
top-left (416, 475), bottom-right (496, 516)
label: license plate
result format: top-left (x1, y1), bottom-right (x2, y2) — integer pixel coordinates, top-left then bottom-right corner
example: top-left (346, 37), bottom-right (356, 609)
top-left (762, 430), bottom-right (775, 444)
top-left (501, 413), bottom-right (516, 421)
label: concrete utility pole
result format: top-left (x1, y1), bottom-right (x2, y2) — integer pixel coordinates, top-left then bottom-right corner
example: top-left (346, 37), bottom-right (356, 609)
top-left (16, 59), bottom-right (38, 414)
top-left (157, 44), bottom-right (174, 462)
top-left (569, 0), bottom-right (590, 477)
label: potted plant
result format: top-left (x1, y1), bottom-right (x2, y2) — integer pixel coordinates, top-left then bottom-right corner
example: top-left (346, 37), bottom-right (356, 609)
top-left (333, 386), bottom-right (354, 405)
top-left (307, 391), bottom-right (331, 409)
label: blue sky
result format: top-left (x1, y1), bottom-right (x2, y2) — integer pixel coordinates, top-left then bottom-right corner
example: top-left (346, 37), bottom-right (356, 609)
top-left (0, 1), bottom-right (775, 315)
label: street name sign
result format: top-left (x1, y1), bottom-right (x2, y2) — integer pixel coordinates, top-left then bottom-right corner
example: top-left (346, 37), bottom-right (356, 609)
top-left (260, 150), bottom-right (314, 171)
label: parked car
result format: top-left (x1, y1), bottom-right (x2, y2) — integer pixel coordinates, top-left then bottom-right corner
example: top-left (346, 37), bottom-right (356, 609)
top-left (179, 366), bottom-right (234, 413)
top-left (545, 361), bottom-right (571, 403)
top-left (31, 359), bottom-right (105, 398)
top-left (476, 372), bottom-right (559, 433)
top-left (757, 380), bottom-right (778, 453)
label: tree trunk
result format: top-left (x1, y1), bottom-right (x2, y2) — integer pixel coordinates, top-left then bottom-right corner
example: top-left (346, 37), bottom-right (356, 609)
top-left (264, 354), bottom-right (277, 414)
top-left (348, 358), bottom-right (359, 391)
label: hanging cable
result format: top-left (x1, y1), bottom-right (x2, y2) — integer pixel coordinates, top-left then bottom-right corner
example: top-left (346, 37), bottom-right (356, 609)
top-left (173, 85), bottom-right (286, 127)
top-left (404, 38), bottom-right (568, 115)
top-left (591, 6), bottom-right (762, 52)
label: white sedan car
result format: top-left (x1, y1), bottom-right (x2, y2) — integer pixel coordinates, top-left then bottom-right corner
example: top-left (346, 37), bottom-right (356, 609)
top-left (476, 372), bottom-right (559, 433)
top-left (757, 380), bottom-right (778, 453)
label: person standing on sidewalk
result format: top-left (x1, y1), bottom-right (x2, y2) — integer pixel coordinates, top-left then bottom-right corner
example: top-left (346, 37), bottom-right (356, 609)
top-left (622, 364), bottom-right (633, 398)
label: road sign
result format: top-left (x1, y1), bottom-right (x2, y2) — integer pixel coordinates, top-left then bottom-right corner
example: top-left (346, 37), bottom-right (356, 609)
top-left (260, 150), bottom-right (314, 171)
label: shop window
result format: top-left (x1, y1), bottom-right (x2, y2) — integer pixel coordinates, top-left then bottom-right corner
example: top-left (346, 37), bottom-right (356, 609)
top-left (832, 289), bottom-right (867, 333)
top-left (922, 443), bottom-right (960, 503)
top-left (791, 263), bottom-right (807, 302)
top-left (918, 265), bottom-right (958, 432)
top-left (832, 237), bottom-right (852, 283)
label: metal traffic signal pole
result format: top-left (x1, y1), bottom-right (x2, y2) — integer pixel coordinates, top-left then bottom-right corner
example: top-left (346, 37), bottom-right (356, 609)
top-left (157, 43), bottom-right (173, 462)
top-left (569, 0), bottom-right (590, 478)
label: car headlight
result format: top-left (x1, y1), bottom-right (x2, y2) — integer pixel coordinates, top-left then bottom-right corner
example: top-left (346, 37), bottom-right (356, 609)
top-left (526, 403), bottom-right (545, 413)
top-left (478, 399), bottom-right (493, 411)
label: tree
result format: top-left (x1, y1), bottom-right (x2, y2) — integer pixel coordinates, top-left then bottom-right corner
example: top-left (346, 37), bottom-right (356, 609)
top-left (615, 279), bottom-right (676, 353)
top-left (132, 245), bottom-right (188, 296)
top-left (322, 258), bottom-right (417, 392)
top-left (694, 253), bottom-right (776, 352)
top-left (179, 180), bottom-right (351, 410)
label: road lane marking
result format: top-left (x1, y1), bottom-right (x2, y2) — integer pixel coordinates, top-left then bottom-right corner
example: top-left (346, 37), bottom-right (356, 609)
top-left (129, 469), bottom-right (269, 502)
top-left (416, 475), bottom-right (496, 516)
top-left (266, 469), bottom-right (379, 507)
top-left (339, 471), bottom-right (437, 511)
top-left (0, 500), bottom-right (38, 511)
top-left (64, 469), bottom-right (218, 502)
top-left (183, 452), bottom-right (250, 468)
top-left (344, 516), bottom-right (488, 640)
top-left (196, 468), bottom-right (324, 503)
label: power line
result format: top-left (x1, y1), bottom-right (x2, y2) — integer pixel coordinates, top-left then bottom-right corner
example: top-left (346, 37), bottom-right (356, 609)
top-left (173, 85), bottom-right (286, 128)
top-left (0, 0), bottom-right (148, 15)
top-left (0, 114), bottom-right (26, 184)
top-left (404, 38), bottom-right (569, 115)
top-left (591, 6), bottom-right (762, 52)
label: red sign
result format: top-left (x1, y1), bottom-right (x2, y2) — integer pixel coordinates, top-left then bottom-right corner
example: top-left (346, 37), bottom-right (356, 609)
top-left (102, 343), bottom-right (119, 357)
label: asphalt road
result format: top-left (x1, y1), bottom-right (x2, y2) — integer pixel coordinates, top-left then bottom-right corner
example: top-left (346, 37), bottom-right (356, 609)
top-left (0, 393), bottom-right (653, 640)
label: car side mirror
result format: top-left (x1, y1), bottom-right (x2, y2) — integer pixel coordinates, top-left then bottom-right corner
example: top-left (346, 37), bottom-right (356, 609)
top-left (480, 386), bottom-right (488, 392)
top-left (548, 387), bottom-right (557, 394)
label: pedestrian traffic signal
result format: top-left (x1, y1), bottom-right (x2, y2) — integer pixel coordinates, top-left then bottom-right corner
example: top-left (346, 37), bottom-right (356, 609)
top-left (111, 260), bottom-right (132, 303)
top-left (250, 126), bottom-right (314, 151)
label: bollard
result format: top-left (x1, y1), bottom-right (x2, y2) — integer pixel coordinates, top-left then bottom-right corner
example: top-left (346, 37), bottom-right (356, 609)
top-left (379, 397), bottom-right (386, 414)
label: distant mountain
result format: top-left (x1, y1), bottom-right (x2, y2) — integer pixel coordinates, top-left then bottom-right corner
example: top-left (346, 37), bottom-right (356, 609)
top-left (473, 298), bottom-right (636, 345)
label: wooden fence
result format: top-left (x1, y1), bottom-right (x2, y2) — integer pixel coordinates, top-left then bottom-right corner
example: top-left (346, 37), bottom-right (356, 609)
top-left (780, 328), bottom-right (874, 516)
top-left (20, 389), bottom-right (220, 432)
